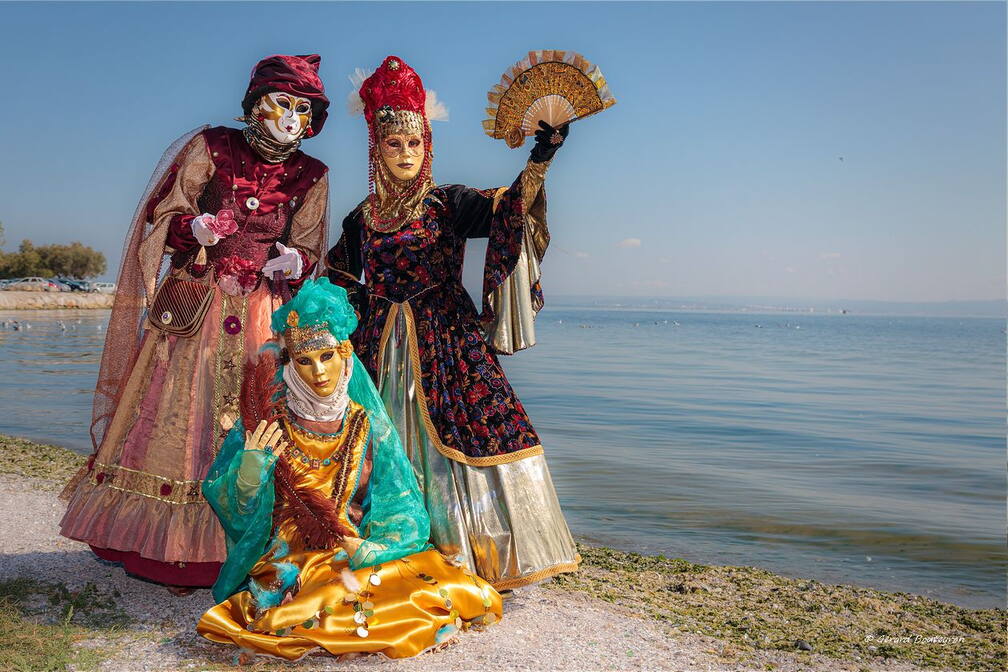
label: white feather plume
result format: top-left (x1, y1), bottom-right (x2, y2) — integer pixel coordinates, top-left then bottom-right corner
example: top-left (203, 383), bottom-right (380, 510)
top-left (345, 66), bottom-right (449, 122)
top-left (425, 90), bottom-right (449, 122)
top-left (346, 67), bottom-right (371, 116)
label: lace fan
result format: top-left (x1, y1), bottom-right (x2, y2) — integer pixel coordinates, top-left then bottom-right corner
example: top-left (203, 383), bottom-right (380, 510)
top-left (483, 50), bottom-right (616, 148)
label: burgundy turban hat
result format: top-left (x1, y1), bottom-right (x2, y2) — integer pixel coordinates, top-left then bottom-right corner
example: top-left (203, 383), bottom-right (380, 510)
top-left (242, 54), bottom-right (331, 134)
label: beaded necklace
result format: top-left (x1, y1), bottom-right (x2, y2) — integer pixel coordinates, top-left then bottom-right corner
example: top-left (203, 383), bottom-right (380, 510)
top-left (280, 403), bottom-right (353, 469)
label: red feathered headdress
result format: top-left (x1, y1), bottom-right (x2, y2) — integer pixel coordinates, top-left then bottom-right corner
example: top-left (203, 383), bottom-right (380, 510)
top-left (348, 56), bottom-right (447, 231)
top-left (358, 56), bottom-right (427, 124)
top-left (243, 54), bottom-right (331, 134)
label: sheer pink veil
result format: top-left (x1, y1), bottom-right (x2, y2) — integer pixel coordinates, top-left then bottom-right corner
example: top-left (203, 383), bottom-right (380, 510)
top-left (89, 126), bottom-right (208, 452)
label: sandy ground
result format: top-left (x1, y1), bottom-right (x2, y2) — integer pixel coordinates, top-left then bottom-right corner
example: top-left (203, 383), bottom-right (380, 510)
top-left (0, 474), bottom-right (937, 672)
top-left (0, 291), bottom-right (114, 310)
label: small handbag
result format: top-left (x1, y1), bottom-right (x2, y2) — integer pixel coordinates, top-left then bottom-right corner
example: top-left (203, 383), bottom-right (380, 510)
top-left (147, 275), bottom-right (215, 337)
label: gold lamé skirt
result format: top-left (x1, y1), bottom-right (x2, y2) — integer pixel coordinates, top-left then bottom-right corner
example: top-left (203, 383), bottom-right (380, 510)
top-left (198, 548), bottom-right (501, 660)
top-left (377, 304), bottom-right (580, 590)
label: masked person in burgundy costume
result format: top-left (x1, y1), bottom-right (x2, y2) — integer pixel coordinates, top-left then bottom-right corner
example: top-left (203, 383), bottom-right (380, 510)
top-left (60, 54), bottom-right (331, 590)
top-left (326, 56), bottom-right (579, 590)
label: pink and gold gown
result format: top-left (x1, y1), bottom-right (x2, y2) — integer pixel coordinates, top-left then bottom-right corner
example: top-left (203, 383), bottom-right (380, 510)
top-left (59, 126), bottom-right (329, 586)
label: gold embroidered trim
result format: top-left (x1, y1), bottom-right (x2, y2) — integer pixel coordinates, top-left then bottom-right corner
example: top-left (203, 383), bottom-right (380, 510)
top-left (59, 464), bottom-right (89, 501)
top-left (490, 186), bottom-right (508, 214)
top-left (88, 462), bottom-right (206, 505)
top-left (374, 301), bottom-right (400, 375)
top-left (376, 302), bottom-right (544, 467)
top-left (337, 407), bottom-right (370, 535)
top-left (490, 554), bottom-right (582, 591)
top-left (211, 294), bottom-right (248, 455)
top-left (519, 158), bottom-right (550, 207)
top-left (283, 402), bottom-right (370, 537)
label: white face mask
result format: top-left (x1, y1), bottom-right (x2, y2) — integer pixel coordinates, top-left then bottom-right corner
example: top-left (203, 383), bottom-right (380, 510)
top-left (255, 92), bottom-right (312, 144)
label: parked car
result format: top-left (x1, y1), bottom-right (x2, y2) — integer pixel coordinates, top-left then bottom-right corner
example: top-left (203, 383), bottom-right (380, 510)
top-left (7, 277), bottom-right (59, 292)
top-left (48, 278), bottom-right (72, 292)
top-left (56, 277), bottom-right (91, 292)
top-left (0, 279), bottom-right (17, 290)
top-left (91, 282), bottom-right (116, 294)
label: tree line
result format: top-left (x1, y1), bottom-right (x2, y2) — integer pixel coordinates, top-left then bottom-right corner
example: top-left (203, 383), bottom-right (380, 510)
top-left (0, 223), bottom-right (107, 279)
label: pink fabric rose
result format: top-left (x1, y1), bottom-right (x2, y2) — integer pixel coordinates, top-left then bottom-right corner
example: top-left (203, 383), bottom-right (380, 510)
top-left (207, 209), bottom-right (238, 237)
top-left (215, 255), bottom-right (259, 296)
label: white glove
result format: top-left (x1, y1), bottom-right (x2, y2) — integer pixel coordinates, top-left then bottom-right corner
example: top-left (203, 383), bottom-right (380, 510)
top-left (191, 213), bottom-right (221, 247)
top-left (261, 242), bottom-right (304, 280)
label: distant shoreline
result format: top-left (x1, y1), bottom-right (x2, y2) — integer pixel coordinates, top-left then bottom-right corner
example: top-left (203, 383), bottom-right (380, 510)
top-left (0, 291), bottom-right (114, 310)
top-left (547, 295), bottom-right (1008, 319)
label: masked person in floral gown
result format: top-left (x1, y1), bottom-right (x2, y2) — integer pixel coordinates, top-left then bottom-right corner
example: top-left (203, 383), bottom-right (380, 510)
top-left (197, 278), bottom-right (501, 661)
top-left (326, 55), bottom-right (579, 591)
top-left (60, 54), bottom-right (332, 590)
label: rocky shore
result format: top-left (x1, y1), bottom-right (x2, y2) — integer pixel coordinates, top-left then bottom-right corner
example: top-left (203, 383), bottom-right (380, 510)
top-left (0, 291), bottom-right (114, 310)
top-left (0, 435), bottom-right (1003, 672)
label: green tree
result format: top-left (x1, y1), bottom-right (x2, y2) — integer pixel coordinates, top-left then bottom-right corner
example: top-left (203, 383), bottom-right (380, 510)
top-left (2, 240), bottom-right (48, 278)
top-left (43, 242), bottom-right (107, 278)
top-left (0, 240), bottom-right (106, 279)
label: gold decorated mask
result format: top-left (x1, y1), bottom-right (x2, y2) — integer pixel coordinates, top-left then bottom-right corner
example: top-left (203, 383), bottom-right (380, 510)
top-left (291, 347), bottom-right (345, 397)
top-left (366, 109), bottom-right (435, 230)
top-left (254, 92), bottom-right (312, 144)
top-left (379, 132), bottom-right (425, 181)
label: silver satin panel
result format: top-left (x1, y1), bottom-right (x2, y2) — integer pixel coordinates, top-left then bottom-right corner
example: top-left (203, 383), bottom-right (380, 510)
top-left (485, 219), bottom-right (542, 355)
top-left (484, 160), bottom-right (551, 356)
top-left (377, 306), bottom-right (579, 587)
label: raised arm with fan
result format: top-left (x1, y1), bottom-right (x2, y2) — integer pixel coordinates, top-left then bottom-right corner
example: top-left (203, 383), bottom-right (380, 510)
top-left (483, 50), bottom-right (616, 149)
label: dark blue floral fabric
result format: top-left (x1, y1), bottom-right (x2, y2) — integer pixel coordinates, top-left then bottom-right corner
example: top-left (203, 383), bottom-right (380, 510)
top-left (326, 177), bottom-right (540, 459)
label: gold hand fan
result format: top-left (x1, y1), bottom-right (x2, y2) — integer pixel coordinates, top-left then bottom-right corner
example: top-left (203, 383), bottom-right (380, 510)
top-left (483, 50), bottom-right (616, 148)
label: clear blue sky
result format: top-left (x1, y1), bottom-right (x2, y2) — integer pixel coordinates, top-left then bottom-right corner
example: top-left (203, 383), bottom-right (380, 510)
top-left (0, 1), bottom-right (1003, 302)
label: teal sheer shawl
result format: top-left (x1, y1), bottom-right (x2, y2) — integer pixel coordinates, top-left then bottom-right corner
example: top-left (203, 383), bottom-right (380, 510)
top-left (203, 352), bottom-right (431, 604)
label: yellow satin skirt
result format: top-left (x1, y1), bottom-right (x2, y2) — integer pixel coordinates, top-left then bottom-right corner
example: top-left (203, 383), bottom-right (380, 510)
top-left (198, 549), bottom-right (502, 660)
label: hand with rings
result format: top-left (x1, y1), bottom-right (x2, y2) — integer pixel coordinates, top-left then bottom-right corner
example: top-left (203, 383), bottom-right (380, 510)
top-left (245, 419), bottom-right (289, 454)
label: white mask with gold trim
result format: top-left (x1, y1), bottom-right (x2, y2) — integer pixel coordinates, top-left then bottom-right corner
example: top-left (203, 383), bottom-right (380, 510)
top-left (253, 92), bottom-right (312, 144)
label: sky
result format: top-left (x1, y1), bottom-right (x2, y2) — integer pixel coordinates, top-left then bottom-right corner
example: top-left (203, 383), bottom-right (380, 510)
top-left (0, 1), bottom-right (1003, 302)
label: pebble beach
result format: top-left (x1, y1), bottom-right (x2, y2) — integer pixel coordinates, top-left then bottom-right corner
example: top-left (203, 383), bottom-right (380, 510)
top-left (0, 435), bottom-right (1003, 672)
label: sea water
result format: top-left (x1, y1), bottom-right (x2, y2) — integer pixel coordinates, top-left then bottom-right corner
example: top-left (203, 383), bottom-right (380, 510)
top-left (0, 305), bottom-right (1003, 608)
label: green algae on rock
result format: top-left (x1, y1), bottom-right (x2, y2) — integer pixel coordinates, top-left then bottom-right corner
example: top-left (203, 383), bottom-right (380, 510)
top-left (554, 544), bottom-right (1006, 671)
top-left (0, 435), bottom-right (86, 485)
top-left (0, 578), bottom-right (130, 672)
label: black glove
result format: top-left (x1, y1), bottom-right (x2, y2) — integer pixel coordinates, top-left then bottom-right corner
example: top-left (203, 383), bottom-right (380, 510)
top-left (530, 120), bottom-right (570, 164)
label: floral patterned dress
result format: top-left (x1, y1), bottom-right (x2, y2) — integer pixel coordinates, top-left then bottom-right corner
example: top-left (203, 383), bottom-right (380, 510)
top-left (327, 160), bottom-right (579, 589)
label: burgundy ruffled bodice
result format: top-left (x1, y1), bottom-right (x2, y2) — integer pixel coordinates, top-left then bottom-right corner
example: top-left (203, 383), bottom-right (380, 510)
top-left (165, 127), bottom-right (326, 272)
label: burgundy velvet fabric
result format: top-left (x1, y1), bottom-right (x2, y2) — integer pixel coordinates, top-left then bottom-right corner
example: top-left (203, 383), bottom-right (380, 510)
top-left (166, 214), bottom-right (198, 252)
top-left (242, 54), bottom-right (330, 133)
top-left (358, 55), bottom-right (427, 122)
top-left (153, 127), bottom-right (325, 284)
top-left (91, 546), bottom-right (221, 587)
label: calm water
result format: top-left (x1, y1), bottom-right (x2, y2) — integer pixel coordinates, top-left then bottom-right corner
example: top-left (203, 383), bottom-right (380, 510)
top-left (0, 306), bottom-right (1004, 608)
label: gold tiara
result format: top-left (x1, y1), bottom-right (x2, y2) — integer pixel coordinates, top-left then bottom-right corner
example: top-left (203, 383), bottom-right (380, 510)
top-left (284, 310), bottom-right (341, 354)
top-left (376, 109), bottom-right (426, 137)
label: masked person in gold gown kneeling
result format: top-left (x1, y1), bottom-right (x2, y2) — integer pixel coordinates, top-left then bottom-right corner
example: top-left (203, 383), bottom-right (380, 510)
top-left (197, 278), bottom-right (501, 662)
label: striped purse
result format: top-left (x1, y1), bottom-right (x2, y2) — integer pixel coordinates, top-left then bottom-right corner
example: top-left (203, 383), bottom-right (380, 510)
top-left (147, 276), bottom-right (214, 337)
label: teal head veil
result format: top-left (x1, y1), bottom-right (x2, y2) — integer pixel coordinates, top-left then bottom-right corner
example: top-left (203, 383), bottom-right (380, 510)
top-left (270, 277), bottom-right (396, 457)
top-left (205, 278), bottom-right (430, 603)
